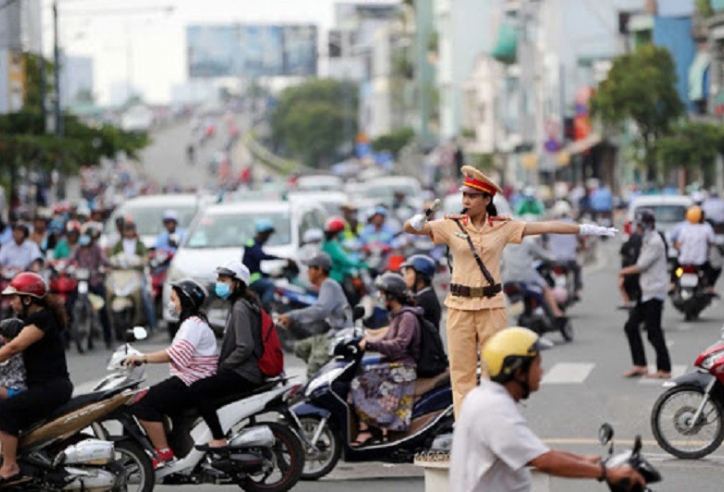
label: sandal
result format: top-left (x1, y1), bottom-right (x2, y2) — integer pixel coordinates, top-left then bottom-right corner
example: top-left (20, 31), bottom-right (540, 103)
top-left (645, 372), bottom-right (671, 380)
top-left (0, 472), bottom-right (30, 488)
top-left (623, 368), bottom-right (648, 378)
top-left (350, 431), bottom-right (374, 448)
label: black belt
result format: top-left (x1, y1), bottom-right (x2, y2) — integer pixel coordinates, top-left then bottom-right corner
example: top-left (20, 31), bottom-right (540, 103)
top-left (450, 283), bottom-right (501, 298)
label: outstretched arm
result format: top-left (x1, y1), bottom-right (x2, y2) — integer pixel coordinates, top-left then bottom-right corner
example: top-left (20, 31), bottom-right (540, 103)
top-left (524, 221), bottom-right (617, 238)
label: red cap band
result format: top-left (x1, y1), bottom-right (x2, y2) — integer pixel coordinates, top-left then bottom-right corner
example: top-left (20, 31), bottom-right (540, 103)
top-left (463, 177), bottom-right (497, 195)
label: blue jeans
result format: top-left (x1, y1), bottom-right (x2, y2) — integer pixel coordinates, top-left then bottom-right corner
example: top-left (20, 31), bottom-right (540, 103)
top-left (250, 278), bottom-right (275, 312)
top-left (141, 274), bottom-right (156, 331)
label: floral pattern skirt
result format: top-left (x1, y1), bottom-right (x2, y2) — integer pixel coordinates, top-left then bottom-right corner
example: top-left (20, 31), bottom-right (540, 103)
top-left (350, 362), bottom-right (416, 431)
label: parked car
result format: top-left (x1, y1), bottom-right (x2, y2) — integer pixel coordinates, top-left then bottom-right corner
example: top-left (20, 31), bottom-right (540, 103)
top-left (623, 194), bottom-right (693, 263)
top-left (100, 193), bottom-right (215, 249)
top-left (163, 198), bottom-right (327, 332)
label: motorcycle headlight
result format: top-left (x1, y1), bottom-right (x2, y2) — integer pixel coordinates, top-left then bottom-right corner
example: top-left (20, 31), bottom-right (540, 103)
top-left (304, 366), bottom-right (346, 397)
top-left (701, 350), bottom-right (724, 370)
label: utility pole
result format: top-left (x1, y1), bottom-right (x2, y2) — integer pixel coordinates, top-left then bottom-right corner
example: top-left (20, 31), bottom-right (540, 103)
top-left (53, 0), bottom-right (62, 137)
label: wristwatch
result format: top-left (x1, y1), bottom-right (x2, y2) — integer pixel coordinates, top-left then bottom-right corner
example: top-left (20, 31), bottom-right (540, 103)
top-left (597, 462), bottom-right (607, 482)
top-left (142, 355), bottom-right (148, 364)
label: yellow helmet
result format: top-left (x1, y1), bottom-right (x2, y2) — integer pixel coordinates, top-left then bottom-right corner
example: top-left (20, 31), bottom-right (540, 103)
top-left (482, 327), bottom-right (552, 383)
top-left (686, 206), bottom-right (703, 224)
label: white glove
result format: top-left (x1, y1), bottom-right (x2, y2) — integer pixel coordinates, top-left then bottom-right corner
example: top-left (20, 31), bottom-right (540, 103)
top-left (579, 223), bottom-right (618, 237)
top-left (409, 213), bottom-right (427, 232)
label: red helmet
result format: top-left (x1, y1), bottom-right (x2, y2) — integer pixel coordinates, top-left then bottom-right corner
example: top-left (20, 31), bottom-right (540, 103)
top-left (324, 216), bottom-right (346, 234)
top-left (2, 272), bottom-right (47, 299)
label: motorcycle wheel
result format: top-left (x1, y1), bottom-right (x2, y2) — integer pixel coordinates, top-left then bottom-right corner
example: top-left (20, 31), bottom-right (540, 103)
top-left (559, 318), bottom-right (574, 342)
top-left (299, 417), bottom-right (341, 481)
top-left (239, 422), bottom-right (304, 492)
top-left (73, 300), bottom-right (91, 353)
top-left (651, 384), bottom-right (724, 459)
top-left (113, 440), bottom-right (154, 492)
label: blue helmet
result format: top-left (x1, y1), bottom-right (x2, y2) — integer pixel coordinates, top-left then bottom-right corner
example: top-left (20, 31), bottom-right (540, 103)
top-left (400, 254), bottom-right (436, 280)
top-left (255, 219), bottom-right (275, 234)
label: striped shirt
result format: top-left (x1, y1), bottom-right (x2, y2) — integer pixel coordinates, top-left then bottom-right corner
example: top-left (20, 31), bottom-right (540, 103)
top-left (166, 316), bottom-right (218, 386)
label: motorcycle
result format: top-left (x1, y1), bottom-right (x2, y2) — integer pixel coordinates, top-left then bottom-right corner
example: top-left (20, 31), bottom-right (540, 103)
top-left (71, 266), bottom-right (104, 353)
top-left (669, 264), bottom-right (712, 321)
top-left (48, 259), bottom-right (78, 306)
top-left (148, 247), bottom-right (174, 319)
top-left (291, 307), bottom-right (453, 481)
top-left (0, 364), bottom-right (151, 490)
top-left (91, 329), bottom-right (307, 491)
top-left (651, 323), bottom-right (724, 459)
top-left (598, 423), bottom-right (661, 491)
top-left (503, 281), bottom-right (574, 342)
top-left (107, 254), bottom-right (144, 341)
top-left (538, 261), bottom-right (578, 311)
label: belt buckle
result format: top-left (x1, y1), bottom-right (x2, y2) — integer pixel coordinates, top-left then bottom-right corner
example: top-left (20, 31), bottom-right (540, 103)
top-left (470, 286), bottom-right (484, 297)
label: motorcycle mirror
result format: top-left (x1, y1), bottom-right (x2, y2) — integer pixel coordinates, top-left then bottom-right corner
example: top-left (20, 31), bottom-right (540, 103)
top-left (598, 423), bottom-right (614, 446)
top-left (352, 305), bottom-right (366, 322)
top-left (125, 326), bottom-right (148, 343)
top-left (633, 435), bottom-right (642, 455)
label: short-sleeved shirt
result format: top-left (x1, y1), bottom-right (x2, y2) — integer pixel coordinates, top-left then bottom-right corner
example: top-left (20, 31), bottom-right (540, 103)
top-left (450, 380), bottom-right (550, 492)
top-left (166, 316), bottom-right (218, 386)
top-left (22, 310), bottom-right (70, 387)
top-left (428, 217), bottom-right (526, 310)
top-left (677, 222), bottom-right (715, 265)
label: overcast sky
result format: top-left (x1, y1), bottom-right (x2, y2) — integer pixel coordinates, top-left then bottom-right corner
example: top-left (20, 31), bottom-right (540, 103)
top-left (44, 0), bottom-right (394, 105)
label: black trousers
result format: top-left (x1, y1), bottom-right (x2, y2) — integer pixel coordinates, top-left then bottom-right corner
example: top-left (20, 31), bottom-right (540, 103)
top-left (0, 379), bottom-right (73, 436)
top-left (187, 370), bottom-right (258, 440)
top-left (132, 377), bottom-right (189, 422)
top-left (624, 298), bottom-right (671, 372)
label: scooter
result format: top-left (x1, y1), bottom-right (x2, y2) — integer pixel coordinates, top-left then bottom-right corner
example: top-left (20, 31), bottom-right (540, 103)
top-left (597, 423), bottom-right (661, 491)
top-left (71, 266), bottom-right (103, 353)
top-left (539, 261), bottom-right (578, 311)
top-left (148, 247), bottom-right (174, 319)
top-left (291, 308), bottom-right (453, 481)
top-left (107, 254), bottom-right (144, 341)
top-left (92, 329), bottom-right (307, 491)
top-left (651, 322), bottom-right (724, 459)
top-left (503, 281), bottom-right (574, 342)
top-left (669, 264), bottom-right (712, 321)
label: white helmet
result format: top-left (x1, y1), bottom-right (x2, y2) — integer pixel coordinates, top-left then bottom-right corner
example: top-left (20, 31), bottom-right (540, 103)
top-left (215, 260), bottom-right (251, 286)
top-left (551, 200), bottom-right (572, 217)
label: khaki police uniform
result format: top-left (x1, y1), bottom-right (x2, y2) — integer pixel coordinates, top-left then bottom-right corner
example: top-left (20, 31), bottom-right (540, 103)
top-left (429, 209), bottom-right (525, 418)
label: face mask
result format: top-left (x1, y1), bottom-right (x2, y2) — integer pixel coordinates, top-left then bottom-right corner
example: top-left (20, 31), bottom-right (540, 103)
top-left (166, 301), bottom-right (178, 317)
top-left (79, 235), bottom-right (91, 246)
top-left (215, 282), bottom-right (232, 300)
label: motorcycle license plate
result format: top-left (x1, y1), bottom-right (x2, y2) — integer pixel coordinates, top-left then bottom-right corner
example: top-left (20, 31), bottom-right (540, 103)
top-left (680, 273), bottom-right (699, 288)
top-left (78, 281), bottom-right (89, 294)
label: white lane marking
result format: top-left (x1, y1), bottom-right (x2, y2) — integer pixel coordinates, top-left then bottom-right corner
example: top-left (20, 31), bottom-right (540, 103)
top-left (541, 363), bottom-right (594, 384)
top-left (639, 365), bottom-right (688, 384)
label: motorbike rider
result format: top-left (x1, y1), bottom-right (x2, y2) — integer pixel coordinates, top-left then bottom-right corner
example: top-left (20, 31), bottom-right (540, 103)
top-left (52, 220), bottom-right (82, 260)
top-left (0, 318), bottom-right (26, 401)
top-left (400, 254), bottom-right (441, 329)
top-left (187, 260), bottom-right (263, 449)
top-left (68, 232), bottom-right (113, 350)
top-left (110, 218), bottom-right (157, 333)
top-left (619, 209), bottom-right (672, 379)
top-left (502, 231), bottom-right (568, 323)
top-left (350, 272), bottom-right (421, 446)
top-left (514, 186), bottom-right (545, 218)
top-left (358, 205), bottom-right (400, 249)
top-left (450, 327), bottom-right (645, 491)
top-left (340, 203), bottom-right (363, 242)
top-left (155, 209), bottom-right (186, 253)
top-left (243, 218), bottom-right (294, 313)
top-left (546, 200), bottom-right (583, 301)
top-left (29, 210), bottom-right (52, 253)
top-left (278, 252), bottom-right (351, 378)
top-left (702, 188), bottom-right (724, 225)
top-left (0, 272), bottom-right (73, 484)
top-left (0, 223), bottom-right (43, 274)
top-left (125, 279), bottom-right (217, 468)
top-left (675, 205), bottom-right (716, 294)
top-left (322, 216), bottom-right (368, 285)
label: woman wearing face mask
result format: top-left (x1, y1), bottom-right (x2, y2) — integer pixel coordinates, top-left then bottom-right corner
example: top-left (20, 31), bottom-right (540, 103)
top-left (350, 272), bottom-right (422, 447)
top-left (186, 259), bottom-right (264, 449)
top-left (124, 279), bottom-right (217, 468)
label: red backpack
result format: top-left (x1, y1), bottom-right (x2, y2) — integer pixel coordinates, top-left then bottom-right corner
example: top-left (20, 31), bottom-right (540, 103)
top-left (258, 308), bottom-right (284, 377)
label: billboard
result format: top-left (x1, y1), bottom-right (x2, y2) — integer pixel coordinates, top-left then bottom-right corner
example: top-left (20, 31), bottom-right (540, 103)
top-left (187, 24), bottom-right (318, 78)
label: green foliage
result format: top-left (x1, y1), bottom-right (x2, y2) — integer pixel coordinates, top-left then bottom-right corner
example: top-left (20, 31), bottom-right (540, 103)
top-left (371, 127), bottom-right (415, 157)
top-left (22, 53), bottom-right (53, 112)
top-left (656, 121), bottom-right (724, 176)
top-left (590, 44), bottom-right (684, 179)
top-left (270, 79), bottom-right (358, 167)
top-left (696, 0), bottom-right (714, 17)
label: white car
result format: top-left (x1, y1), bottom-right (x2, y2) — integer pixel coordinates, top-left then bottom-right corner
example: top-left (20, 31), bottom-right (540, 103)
top-left (623, 194), bottom-right (693, 261)
top-left (296, 174), bottom-right (343, 192)
top-left (163, 199), bottom-right (327, 331)
top-left (101, 194), bottom-right (215, 250)
top-left (286, 190), bottom-right (348, 216)
top-left (359, 176), bottom-right (424, 210)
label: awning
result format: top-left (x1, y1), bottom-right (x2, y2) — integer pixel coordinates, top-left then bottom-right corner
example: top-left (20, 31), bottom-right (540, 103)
top-left (562, 133), bottom-right (602, 156)
top-left (689, 51), bottom-right (711, 102)
top-left (491, 22), bottom-right (517, 64)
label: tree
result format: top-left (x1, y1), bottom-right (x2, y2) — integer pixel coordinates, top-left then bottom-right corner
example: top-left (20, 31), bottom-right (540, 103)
top-left (590, 44), bottom-right (684, 181)
top-left (22, 53), bottom-right (53, 112)
top-left (656, 121), bottom-right (724, 185)
top-left (371, 127), bottom-right (414, 158)
top-left (270, 79), bottom-right (358, 167)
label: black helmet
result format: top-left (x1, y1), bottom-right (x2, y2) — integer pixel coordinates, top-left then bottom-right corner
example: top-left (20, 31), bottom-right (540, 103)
top-left (0, 318), bottom-right (24, 340)
top-left (374, 272), bottom-right (409, 298)
top-left (171, 279), bottom-right (207, 311)
top-left (635, 208), bottom-right (655, 227)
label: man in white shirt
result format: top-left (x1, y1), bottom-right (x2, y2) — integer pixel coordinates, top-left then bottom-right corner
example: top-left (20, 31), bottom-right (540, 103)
top-left (0, 224), bottom-right (43, 273)
top-left (450, 327), bottom-right (644, 492)
top-left (676, 206), bottom-right (716, 293)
